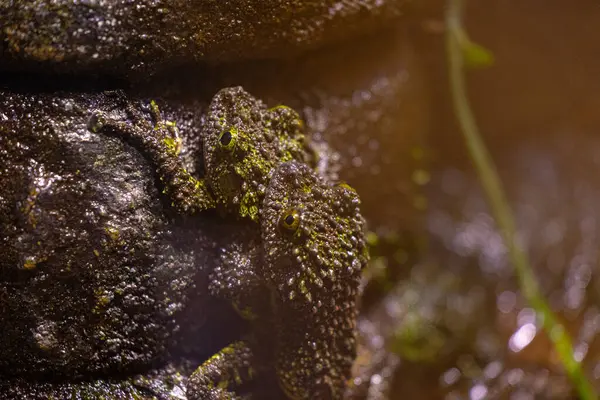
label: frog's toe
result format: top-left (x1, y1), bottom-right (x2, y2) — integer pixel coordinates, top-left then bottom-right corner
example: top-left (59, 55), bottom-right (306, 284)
top-left (187, 341), bottom-right (254, 400)
top-left (86, 109), bottom-right (133, 138)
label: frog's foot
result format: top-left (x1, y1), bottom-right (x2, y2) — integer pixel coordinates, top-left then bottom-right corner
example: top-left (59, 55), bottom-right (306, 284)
top-left (87, 106), bottom-right (216, 214)
top-left (187, 341), bottom-right (254, 400)
top-left (148, 99), bottom-right (181, 150)
top-left (209, 240), bottom-right (266, 320)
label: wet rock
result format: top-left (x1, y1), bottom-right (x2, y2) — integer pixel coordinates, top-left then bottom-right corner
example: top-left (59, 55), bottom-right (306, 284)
top-left (0, 363), bottom-right (190, 399)
top-left (1, 0), bottom-right (411, 76)
top-left (0, 91), bottom-right (246, 382)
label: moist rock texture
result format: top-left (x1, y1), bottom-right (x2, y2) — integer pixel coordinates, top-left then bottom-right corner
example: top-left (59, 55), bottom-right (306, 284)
top-left (1, 0), bottom-right (410, 76)
top-left (0, 91), bottom-right (247, 395)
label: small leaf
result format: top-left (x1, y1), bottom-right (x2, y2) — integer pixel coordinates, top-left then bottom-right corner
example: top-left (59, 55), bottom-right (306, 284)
top-left (461, 37), bottom-right (495, 68)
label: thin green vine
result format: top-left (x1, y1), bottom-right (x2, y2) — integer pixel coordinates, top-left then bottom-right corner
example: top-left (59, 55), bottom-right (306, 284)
top-left (445, 0), bottom-right (597, 398)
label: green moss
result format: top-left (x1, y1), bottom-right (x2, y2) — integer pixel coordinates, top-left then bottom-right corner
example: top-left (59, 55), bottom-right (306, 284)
top-left (162, 136), bottom-right (181, 156)
top-left (104, 226), bottom-right (120, 241)
top-left (23, 256), bottom-right (38, 270)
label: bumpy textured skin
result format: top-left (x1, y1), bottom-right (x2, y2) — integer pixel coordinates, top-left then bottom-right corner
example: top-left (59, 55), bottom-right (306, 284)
top-left (203, 87), bottom-right (308, 221)
top-left (84, 89), bottom-right (367, 398)
top-left (88, 87), bottom-right (309, 222)
top-left (261, 161), bottom-right (368, 399)
top-left (0, 92), bottom-right (178, 377)
top-left (187, 341), bottom-right (255, 400)
top-left (188, 161), bottom-right (368, 399)
top-left (88, 92), bottom-right (217, 214)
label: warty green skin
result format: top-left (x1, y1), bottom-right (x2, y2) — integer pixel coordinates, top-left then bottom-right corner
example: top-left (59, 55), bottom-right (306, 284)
top-left (88, 91), bottom-right (368, 399)
top-left (261, 161), bottom-right (368, 399)
top-left (89, 86), bottom-right (309, 222)
top-left (203, 86), bottom-right (309, 221)
top-left (187, 161), bottom-right (368, 400)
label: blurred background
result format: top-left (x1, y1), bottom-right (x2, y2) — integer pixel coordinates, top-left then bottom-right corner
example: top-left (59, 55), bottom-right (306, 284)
top-left (343, 1), bottom-right (600, 398)
top-left (3, 0), bottom-right (600, 398)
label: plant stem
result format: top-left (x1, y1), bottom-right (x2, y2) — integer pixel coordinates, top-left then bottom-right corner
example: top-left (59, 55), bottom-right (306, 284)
top-left (445, 1), bottom-right (597, 398)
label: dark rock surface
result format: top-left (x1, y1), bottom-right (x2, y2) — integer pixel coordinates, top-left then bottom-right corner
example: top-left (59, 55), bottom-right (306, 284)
top-left (1, 0), bottom-right (411, 76)
top-left (0, 91), bottom-right (246, 394)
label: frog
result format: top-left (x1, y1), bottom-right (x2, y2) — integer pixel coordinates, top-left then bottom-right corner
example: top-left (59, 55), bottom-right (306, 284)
top-left (87, 86), bottom-right (311, 222)
top-left (86, 90), bottom-right (368, 398)
top-left (187, 160), bottom-right (368, 399)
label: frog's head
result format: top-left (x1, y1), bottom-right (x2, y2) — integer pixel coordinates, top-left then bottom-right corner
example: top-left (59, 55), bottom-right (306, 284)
top-left (203, 87), bottom-right (307, 221)
top-left (261, 161), bottom-right (369, 399)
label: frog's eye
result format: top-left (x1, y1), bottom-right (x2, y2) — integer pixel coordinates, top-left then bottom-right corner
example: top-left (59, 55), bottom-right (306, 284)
top-left (218, 128), bottom-right (237, 151)
top-left (279, 208), bottom-right (301, 232)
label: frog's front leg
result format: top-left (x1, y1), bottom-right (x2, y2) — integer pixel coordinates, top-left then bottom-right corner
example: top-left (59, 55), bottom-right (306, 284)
top-left (87, 102), bottom-right (216, 214)
top-left (187, 341), bottom-right (254, 400)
